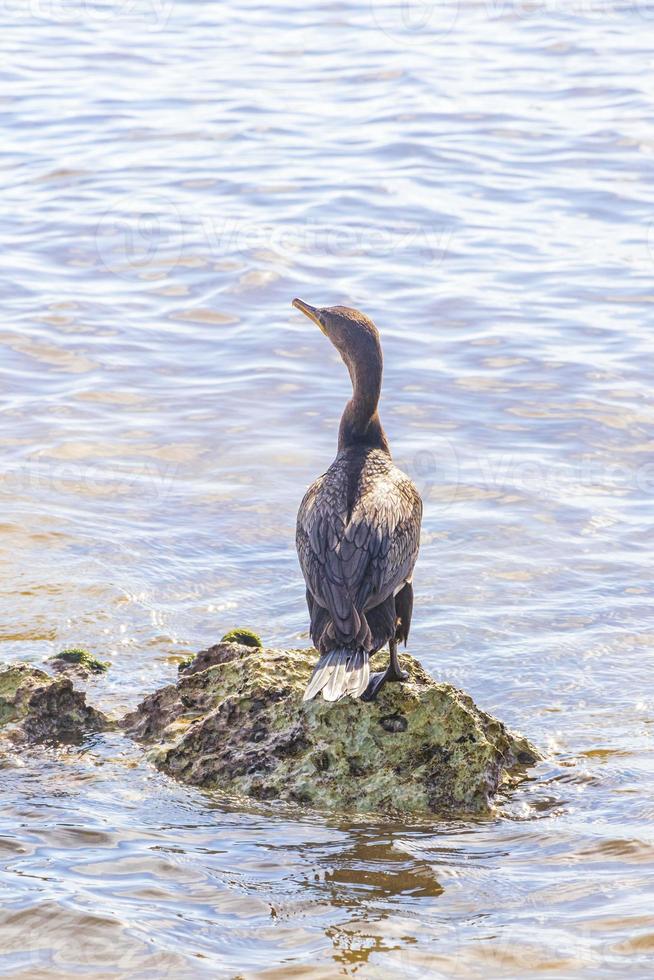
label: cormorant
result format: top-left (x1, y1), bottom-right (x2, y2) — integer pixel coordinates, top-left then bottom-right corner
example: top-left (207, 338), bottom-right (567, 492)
top-left (292, 299), bottom-right (422, 702)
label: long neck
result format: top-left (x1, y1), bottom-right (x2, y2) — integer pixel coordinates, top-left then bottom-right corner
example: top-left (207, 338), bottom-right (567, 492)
top-left (338, 350), bottom-right (390, 454)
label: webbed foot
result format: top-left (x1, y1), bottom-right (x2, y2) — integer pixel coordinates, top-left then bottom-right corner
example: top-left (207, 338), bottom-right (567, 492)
top-left (360, 666), bottom-right (409, 701)
top-left (360, 671), bottom-right (388, 702)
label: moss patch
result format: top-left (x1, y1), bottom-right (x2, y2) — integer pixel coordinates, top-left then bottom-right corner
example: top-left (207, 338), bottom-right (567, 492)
top-left (220, 628), bottom-right (262, 649)
top-left (49, 648), bottom-right (109, 674)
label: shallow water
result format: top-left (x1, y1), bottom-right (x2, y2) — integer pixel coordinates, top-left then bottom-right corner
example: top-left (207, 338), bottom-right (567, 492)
top-left (2, 0), bottom-right (654, 975)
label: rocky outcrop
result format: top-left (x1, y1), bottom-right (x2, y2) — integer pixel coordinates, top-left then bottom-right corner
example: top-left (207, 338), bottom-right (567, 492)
top-left (0, 663), bottom-right (109, 743)
top-left (122, 641), bottom-right (539, 817)
top-left (0, 639), bottom-right (540, 817)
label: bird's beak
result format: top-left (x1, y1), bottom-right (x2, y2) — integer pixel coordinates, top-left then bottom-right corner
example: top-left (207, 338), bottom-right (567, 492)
top-left (292, 298), bottom-right (326, 334)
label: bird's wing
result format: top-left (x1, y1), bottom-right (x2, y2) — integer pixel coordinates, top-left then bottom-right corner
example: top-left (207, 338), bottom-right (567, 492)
top-left (341, 467), bottom-right (422, 612)
top-left (296, 468), bottom-right (360, 642)
top-left (297, 460), bottom-right (422, 646)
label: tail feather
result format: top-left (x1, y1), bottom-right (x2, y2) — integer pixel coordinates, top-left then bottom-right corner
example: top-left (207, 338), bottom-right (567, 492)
top-left (303, 648), bottom-right (370, 702)
top-left (322, 657), bottom-right (347, 702)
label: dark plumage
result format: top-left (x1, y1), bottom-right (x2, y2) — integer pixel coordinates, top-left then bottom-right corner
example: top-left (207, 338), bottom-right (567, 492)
top-left (292, 299), bottom-right (422, 702)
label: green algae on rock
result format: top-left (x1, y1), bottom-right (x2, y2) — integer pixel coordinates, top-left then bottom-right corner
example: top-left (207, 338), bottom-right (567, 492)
top-left (49, 648), bottom-right (109, 675)
top-left (0, 662), bottom-right (109, 742)
top-left (123, 643), bottom-right (540, 817)
top-left (219, 628), bottom-right (262, 649)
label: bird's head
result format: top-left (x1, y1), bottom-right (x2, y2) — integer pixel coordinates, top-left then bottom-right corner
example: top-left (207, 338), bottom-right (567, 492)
top-left (291, 298), bottom-right (388, 452)
top-left (291, 299), bottom-right (382, 382)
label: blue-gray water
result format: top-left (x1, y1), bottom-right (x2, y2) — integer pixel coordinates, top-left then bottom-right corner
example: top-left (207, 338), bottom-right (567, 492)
top-left (2, 1), bottom-right (654, 975)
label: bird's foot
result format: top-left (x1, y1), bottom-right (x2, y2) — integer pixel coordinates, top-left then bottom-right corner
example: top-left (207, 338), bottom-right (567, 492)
top-left (360, 671), bottom-right (388, 702)
top-left (360, 666), bottom-right (409, 702)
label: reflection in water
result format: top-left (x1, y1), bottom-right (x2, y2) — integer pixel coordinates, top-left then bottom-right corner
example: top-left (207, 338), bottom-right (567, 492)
top-left (2, 0), bottom-right (654, 974)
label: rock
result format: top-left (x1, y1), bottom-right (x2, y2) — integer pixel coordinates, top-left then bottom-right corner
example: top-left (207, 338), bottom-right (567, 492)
top-left (0, 663), bottom-right (109, 743)
top-left (178, 638), bottom-right (256, 678)
top-left (122, 643), bottom-right (540, 816)
top-left (48, 648), bottom-right (110, 676)
top-left (177, 631), bottom-right (261, 676)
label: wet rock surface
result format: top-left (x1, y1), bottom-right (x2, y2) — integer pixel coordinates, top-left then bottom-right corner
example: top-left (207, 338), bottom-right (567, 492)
top-left (0, 663), bottom-right (109, 743)
top-left (122, 642), bottom-right (540, 816)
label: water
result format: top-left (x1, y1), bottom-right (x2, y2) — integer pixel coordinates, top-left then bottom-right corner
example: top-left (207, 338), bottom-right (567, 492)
top-left (2, 0), bottom-right (654, 974)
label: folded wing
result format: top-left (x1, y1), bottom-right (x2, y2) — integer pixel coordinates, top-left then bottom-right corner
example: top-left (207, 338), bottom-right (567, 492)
top-left (296, 454), bottom-right (422, 652)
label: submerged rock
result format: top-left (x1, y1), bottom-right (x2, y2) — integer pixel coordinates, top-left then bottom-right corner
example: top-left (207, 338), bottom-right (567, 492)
top-left (0, 663), bottom-right (109, 742)
top-left (122, 642), bottom-right (539, 816)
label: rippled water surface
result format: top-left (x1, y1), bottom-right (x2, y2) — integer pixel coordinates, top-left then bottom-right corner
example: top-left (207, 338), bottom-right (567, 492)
top-left (2, 1), bottom-right (654, 975)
